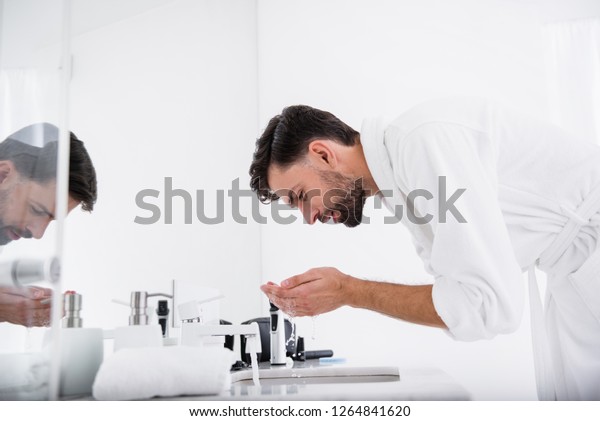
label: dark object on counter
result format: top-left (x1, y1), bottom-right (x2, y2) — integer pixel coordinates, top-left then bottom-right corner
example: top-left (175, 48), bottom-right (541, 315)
top-left (230, 360), bottom-right (249, 371)
top-left (292, 336), bottom-right (334, 361)
top-left (156, 300), bottom-right (169, 337)
top-left (220, 319), bottom-right (235, 351)
top-left (296, 349), bottom-right (334, 361)
top-left (294, 336), bottom-right (305, 358)
top-left (239, 317), bottom-right (295, 364)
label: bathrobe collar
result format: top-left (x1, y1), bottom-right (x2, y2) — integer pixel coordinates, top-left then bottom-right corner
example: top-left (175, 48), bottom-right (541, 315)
top-left (360, 117), bottom-right (399, 207)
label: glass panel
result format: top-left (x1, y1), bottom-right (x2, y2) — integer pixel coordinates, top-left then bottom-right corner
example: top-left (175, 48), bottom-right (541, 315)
top-left (0, 0), bottom-right (68, 400)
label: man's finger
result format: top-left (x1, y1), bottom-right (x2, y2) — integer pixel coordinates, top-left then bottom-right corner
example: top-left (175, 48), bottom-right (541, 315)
top-left (281, 269), bottom-right (321, 289)
top-left (268, 297), bottom-right (298, 317)
top-left (0, 295), bottom-right (52, 309)
top-left (0, 286), bottom-right (52, 300)
top-left (261, 283), bottom-right (300, 299)
top-left (260, 290), bottom-right (286, 310)
top-left (28, 287), bottom-right (52, 299)
top-left (21, 309), bottom-right (52, 327)
top-left (261, 284), bottom-right (285, 297)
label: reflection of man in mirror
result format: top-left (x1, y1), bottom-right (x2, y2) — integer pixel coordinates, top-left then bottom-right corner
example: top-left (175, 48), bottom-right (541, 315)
top-left (0, 123), bottom-right (97, 327)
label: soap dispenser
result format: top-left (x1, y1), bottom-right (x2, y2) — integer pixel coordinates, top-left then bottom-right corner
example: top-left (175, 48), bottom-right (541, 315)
top-left (113, 291), bottom-right (168, 351)
top-left (58, 292), bottom-right (104, 397)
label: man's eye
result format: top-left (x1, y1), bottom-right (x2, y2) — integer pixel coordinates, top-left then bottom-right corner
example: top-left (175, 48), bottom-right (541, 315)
top-left (30, 206), bottom-right (46, 216)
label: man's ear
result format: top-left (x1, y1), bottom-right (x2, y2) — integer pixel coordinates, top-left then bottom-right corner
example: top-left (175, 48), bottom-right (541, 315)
top-left (0, 160), bottom-right (16, 185)
top-left (307, 140), bottom-right (337, 169)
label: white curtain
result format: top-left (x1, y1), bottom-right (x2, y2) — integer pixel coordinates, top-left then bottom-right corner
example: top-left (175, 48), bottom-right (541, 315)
top-left (543, 18), bottom-right (600, 144)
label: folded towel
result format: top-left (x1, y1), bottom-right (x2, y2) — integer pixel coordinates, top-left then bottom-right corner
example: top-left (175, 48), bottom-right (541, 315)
top-left (92, 346), bottom-right (234, 400)
top-left (0, 352), bottom-right (50, 400)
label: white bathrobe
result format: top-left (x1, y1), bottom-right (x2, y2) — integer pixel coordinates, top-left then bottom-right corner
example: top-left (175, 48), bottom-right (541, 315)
top-left (361, 97), bottom-right (600, 400)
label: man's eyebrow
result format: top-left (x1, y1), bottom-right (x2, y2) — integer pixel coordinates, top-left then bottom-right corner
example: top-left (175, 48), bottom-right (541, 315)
top-left (31, 200), bottom-right (54, 219)
top-left (287, 184), bottom-right (300, 205)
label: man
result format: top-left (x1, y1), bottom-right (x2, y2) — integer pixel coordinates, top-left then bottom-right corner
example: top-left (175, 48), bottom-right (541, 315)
top-left (0, 123), bottom-right (97, 327)
top-left (249, 97), bottom-right (600, 400)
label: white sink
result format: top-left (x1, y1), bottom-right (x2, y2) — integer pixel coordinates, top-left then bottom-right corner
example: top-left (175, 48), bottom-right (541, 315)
top-left (222, 364), bottom-right (471, 401)
top-left (231, 365), bottom-right (400, 386)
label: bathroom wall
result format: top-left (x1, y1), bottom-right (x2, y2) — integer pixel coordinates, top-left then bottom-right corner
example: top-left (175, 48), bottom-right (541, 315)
top-left (62, 0), bottom-right (263, 328)
top-left (256, 0), bottom-right (548, 400)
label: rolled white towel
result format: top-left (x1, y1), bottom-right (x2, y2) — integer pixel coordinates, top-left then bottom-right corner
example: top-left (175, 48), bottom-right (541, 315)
top-left (0, 352), bottom-right (50, 400)
top-left (92, 346), bottom-right (234, 400)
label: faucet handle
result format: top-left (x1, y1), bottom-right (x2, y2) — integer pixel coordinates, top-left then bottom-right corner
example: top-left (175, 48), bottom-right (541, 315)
top-left (147, 292), bottom-right (173, 299)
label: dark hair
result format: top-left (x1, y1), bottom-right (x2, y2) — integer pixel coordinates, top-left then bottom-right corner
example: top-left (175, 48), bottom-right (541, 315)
top-left (0, 126), bottom-right (97, 212)
top-left (249, 105), bottom-right (359, 203)
top-left (66, 133), bottom-right (97, 212)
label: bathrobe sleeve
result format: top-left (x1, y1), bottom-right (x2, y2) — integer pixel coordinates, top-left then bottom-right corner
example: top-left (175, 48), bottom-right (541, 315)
top-left (393, 122), bottom-right (524, 341)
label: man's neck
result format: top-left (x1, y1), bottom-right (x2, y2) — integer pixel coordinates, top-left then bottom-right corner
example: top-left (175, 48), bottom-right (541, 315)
top-left (353, 142), bottom-right (379, 196)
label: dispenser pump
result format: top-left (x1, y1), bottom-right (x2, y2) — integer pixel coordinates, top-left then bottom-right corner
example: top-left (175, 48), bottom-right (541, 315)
top-left (129, 291), bottom-right (149, 326)
top-left (62, 291), bottom-right (82, 328)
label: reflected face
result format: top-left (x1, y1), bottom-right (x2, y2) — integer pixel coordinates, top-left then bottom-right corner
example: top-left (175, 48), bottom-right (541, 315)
top-left (268, 163), bottom-right (367, 227)
top-left (0, 178), bottom-right (79, 246)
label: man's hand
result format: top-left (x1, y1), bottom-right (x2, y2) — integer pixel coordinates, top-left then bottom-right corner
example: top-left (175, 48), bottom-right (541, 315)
top-left (0, 286), bottom-right (52, 327)
top-left (261, 267), bottom-right (447, 328)
top-left (260, 267), bottom-right (356, 317)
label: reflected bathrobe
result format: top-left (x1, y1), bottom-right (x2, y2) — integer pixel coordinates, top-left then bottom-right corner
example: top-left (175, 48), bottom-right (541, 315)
top-left (361, 97), bottom-right (600, 400)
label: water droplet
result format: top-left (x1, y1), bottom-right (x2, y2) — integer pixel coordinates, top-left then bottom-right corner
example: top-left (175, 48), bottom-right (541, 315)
top-left (286, 316), bottom-right (296, 348)
top-left (24, 327), bottom-right (33, 351)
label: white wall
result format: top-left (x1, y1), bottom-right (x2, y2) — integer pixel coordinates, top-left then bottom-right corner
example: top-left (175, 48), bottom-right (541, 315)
top-left (63, 0), bottom-right (263, 329)
top-left (533, 0), bottom-right (600, 23)
top-left (256, 0), bottom-right (548, 400)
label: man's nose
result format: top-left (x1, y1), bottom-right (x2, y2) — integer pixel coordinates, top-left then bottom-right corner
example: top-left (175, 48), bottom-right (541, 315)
top-left (298, 202), bottom-right (317, 225)
top-left (27, 219), bottom-right (51, 239)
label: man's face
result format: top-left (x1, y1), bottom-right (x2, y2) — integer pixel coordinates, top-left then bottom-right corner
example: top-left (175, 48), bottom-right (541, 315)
top-left (0, 179), bottom-right (79, 245)
top-left (268, 162), bottom-right (367, 227)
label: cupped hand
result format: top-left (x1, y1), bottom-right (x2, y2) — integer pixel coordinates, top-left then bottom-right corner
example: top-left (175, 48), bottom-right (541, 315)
top-left (260, 267), bottom-right (354, 317)
top-left (0, 286), bottom-right (53, 327)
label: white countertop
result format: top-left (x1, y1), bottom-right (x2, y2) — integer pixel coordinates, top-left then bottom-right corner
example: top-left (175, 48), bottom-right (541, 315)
top-left (164, 360), bottom-right (471, 401)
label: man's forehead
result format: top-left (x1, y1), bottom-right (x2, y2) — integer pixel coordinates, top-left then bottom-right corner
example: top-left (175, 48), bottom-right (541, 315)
top-left (27, 180), bottom-right (57, 193)
top-left (266, 163), bottom-right (301, 192)
top-left (267, 165), bottom-right (295, 191)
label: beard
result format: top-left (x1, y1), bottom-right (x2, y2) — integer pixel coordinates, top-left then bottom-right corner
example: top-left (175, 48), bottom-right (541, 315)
top-left (0, 187), bottom-right (32, 245)
top-left (0, 225), bottom-right (32, 245)
top-left (317, 169), bottom-right (367, 228)
top-left (0, 189), bottom-right (11, 245)
top-left (0, 227), bottom-right (11, 245)
top-left (0, 228), bottom-right (13, 245)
